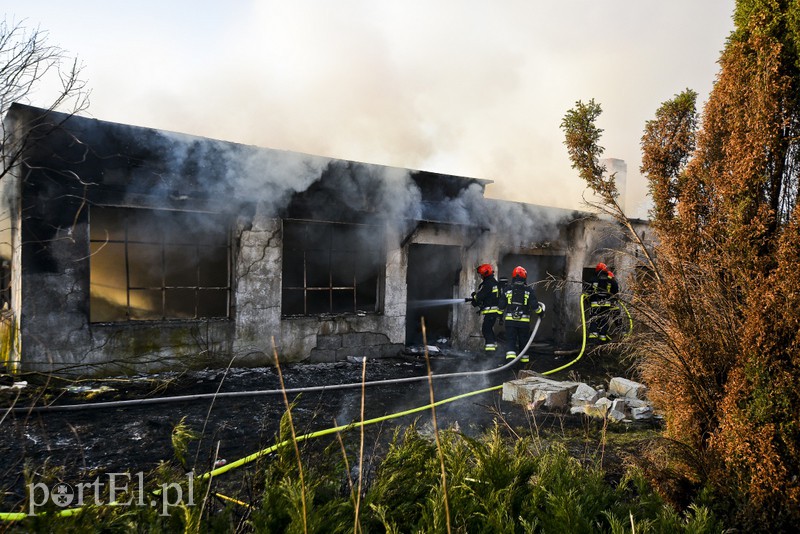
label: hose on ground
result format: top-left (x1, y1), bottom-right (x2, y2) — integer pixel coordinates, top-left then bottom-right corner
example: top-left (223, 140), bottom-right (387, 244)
top-left (2, 302), bottom-right (602, 521)
top-left (0, 316), bottom-right (546, 521)
top-left (9, 317), bottom-right (543, 414)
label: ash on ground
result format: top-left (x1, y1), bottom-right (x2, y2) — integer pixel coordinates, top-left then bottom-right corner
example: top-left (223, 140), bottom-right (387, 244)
top-left (0, 343), bottom-right (640, 507)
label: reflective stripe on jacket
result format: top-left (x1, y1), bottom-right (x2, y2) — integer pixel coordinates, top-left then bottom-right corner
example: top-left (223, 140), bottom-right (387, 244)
top-left (501, 282), bottom-right (537, 324)
top-left (475, 276), bottom-right (502, 314)
top-left (587, 272), bottom-right (619, 303)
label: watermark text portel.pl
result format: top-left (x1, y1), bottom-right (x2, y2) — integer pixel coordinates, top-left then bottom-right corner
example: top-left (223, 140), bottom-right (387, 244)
top-left (27, 472), bottom-right (195, 516)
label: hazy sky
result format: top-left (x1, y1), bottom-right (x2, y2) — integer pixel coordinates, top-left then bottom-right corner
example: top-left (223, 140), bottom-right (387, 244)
top-left (8, 1), bottom-right (736, 216)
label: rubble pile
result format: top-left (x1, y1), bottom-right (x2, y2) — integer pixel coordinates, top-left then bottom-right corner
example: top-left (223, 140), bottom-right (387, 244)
top-left (502, 372), bottom-right (655, 422)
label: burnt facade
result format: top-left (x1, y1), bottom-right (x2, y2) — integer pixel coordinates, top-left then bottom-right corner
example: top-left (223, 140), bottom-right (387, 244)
top-left (0, 104), bottom-right (643, 376)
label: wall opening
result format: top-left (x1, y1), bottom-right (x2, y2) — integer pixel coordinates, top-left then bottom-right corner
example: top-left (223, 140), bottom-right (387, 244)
top-left (281, 219), bottom-right (384, 316)
top-left (405, 243), bottom-right (462, 346)
top-left (89, 206), bottom-right (231, 322)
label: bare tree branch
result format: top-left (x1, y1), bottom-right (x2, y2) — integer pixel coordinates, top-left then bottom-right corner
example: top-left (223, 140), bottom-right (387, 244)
top-left (1, 17), bottom-right (90, 184)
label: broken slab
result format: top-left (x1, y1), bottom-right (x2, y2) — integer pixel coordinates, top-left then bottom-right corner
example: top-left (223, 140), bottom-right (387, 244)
top-left (608, 377), bottom-right (647, 399)
top-left (609, 398), bottom-right (628, 422)
top-left (631, 405), bottom-right (654, 420)
top-left (584, 397), bottom-right (612, 418)
top-left (502, 376), bottom-right (580, 410)
top-left (623, 398), bottom-right (650, 409)
top-left (594, 395), bottom-right (654, 422)
top-left (503, 373), bottom-right (656, 423)
top-left (608, 409), bottom-right (627, 422)
top-left (571, 383), bottom-right (602, 406)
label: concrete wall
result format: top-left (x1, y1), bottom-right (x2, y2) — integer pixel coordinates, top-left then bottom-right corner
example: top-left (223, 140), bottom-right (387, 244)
top-left (16, 204), bottom-right (416, 375)
top-left (18, 206), bottom-right (237, 375)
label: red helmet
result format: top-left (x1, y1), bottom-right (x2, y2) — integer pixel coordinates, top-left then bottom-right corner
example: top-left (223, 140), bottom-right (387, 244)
top-left (512, 266), bottom-right (527, 280)
top-left (595, 262), bottom-right (607, 273)
top-left (477, 264), bottom-right (493, 277)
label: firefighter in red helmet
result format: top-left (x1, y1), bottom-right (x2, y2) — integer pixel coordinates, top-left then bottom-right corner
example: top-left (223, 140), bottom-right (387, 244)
top-left (471, 263), bottom-right (502, 352)
top-left (499, 266), bottom-right (544, 363)
top-left (586, 262), bottom-right (620, 342)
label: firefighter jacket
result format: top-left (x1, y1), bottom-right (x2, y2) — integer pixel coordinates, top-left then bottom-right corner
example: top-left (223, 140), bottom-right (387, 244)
top-left (499, 280), bottom-right (542, 324)
top-left (587, 271), bottom-right (619, 306)
top-left (472, 275), bottom-right (502, 315)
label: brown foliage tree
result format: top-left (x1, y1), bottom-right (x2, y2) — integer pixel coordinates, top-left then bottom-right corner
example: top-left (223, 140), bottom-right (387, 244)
top-left (564, 1), bottom-right (800, 529)
top-left (640, 89), bottom-right (697, 249)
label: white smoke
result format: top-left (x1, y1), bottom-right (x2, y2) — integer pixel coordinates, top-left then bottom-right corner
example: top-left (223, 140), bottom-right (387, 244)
top-left (131, 122), bottom-right (580, 254)
top-left (17, 0), bottom-right (735, 215)
top-left (159, 130), bottom-right (331, 216)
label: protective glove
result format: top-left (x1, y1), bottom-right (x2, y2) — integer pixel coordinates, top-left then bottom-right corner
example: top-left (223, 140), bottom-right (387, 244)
top-left (536, 303), bottom-right (546, 315)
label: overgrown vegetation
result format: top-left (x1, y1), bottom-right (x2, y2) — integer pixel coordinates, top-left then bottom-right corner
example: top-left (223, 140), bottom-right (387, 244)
top-left (561, 1), bottom-right (800, 530)
top-left (7, 418), bottom-right (722, 533)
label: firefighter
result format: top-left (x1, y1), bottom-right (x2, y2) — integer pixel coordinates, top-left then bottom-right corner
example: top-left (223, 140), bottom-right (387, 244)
top-left (586, 262), bottom-right (620, 342)
top-left (499, 266), bottom-right (545, 363)
top-left (471, 263), bottom-right (502, 352)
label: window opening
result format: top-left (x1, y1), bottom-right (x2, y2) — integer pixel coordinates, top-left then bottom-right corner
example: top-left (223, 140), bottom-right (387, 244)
top-left (89, 206), bottom-right (230, 322)
top-left (281, 219), bottom-right (383, 316)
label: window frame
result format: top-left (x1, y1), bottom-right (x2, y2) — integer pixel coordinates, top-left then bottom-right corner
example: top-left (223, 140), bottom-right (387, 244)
top-left (280, 218), bottom-right (384, 317)
top-left (89, 206), bottom-right (232, 323)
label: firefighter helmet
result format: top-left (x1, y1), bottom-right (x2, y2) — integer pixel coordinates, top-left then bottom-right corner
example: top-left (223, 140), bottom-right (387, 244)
top-left (477, 264), bottom-right (493, 277)
top-left (595, 262), bottom-right (607, 273)
top-left (512, 266), bottom-right (527, 280)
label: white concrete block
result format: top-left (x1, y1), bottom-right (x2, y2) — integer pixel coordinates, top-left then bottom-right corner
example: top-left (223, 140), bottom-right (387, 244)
top-left (608, 409), bottom-right (626, 422)
top-left (502, 377), bottom-right (580, 410)
top-left (536, 387), bottom-right (570, 409)
top-left (585, 402), bottom-right (610, 418)
top-left (571, 383), bottom-right (602, 406)
top-left (624, 398), bottom-right (650, 409)
top-left (611, 398), bottom-right (628, 414)
top-left (594, 397), bottom-right (613, 411)
top-left (609, 377), bottom-right (647, 399)
top-left (502, 379), bottom-right (532, 403)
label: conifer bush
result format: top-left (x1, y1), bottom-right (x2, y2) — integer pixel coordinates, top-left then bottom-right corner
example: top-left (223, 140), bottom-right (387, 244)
top-left (562, 1), bottom-right (800, 529)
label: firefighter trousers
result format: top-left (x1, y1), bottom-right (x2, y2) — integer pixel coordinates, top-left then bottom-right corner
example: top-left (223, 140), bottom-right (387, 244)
top-left (481, 313), bottom-right (499, 347)
top-left (504, 322), bottom-right (530, 355)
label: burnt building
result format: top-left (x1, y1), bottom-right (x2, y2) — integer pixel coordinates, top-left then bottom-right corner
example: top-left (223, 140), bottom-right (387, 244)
top-left (0, 104), bottom-right (645, 376)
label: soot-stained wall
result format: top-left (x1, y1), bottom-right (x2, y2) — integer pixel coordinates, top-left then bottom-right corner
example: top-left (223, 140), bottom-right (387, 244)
top-left (1, 105), bottom-right (498, 375)
top-left (1, 104), bottom-right (644, 376)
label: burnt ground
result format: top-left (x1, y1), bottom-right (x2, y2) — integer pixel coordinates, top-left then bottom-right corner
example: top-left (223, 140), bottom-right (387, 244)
top-left (0, 342), bottom-right (659, 513)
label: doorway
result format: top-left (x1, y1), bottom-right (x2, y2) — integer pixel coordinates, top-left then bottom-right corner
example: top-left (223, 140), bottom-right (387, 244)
top-left (405, 244), bottom-right (462, 346)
